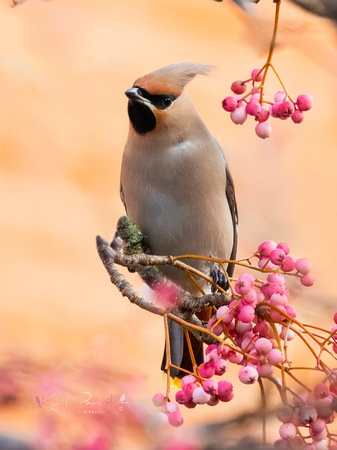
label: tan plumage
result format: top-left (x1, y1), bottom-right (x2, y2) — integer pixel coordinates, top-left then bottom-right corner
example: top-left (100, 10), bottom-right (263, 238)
top-left (120, 63), bottom-right (238, 377)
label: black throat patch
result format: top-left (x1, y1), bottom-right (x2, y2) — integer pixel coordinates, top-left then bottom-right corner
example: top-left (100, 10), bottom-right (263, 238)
top-left (128, 100), bottom-right (156, 135)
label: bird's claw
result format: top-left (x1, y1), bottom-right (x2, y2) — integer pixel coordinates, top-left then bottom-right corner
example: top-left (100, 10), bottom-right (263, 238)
top-left (211, 268), bottom-right (229, 293)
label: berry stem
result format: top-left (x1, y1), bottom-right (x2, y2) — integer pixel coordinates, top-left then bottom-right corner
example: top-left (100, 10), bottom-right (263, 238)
top-left (184, 270), bottom-right (206, 295)
top-left (258, 378), bottom-right (267, 445)
top-left (183, 328), bottom-right (199, 376)
top-left (259, 0), bottom-right (281, 102)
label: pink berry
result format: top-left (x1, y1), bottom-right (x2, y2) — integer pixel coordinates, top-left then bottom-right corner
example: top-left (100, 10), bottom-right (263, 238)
top-left (299, 405), bottom-right (318, 424)
top-left (246, 100), bottom-right (262, 116)
top-left (334, 312), bottom-right (337, 324)
top-left (279, 327), bottom-right (295, 341)
top-left (314, 383), bottom-right (329, 399)
top-left (175, 390), bottom-right (189, 405)
top-left (267, 273), bottom-right (287, 286)
top-left (247, 348), bottom-right (259, 365)
top-left (253, 320), bottom-right (270, 337)
top-left (258, 256), bottom-right (277, 270)
top-left (243, 289), bottom-right (257, 305)
top-left (222, 96), bottom-right (238, 112)
top-left (228, 350), bottom-right (244, 364)
top-left (295, 258), bottom-right (312, 275)
top-left (180, 375), bottom-right (196, 390)
top-left (301, 273), bottom-right (314, 287)
top-left (192, 386), bottom-right (211, 404)
top-left (280, 255), bottom-right (296, 272)
top-left (264, 282), bottom-right (281, 298)
top-left (258, 240), bottom-right (277, 257)
top-left (198, 362), bottom-right (215, 379)
top-left (231, 80), bottom-right (247, 95)
top-left (257, 363), bottom-right (274, 377)
top-left (214, 358), bottom-right (227, 376)
top-left (279, 422), bottom-right (296, 440)
top-left (237, 324), bottom-right (254, 337)
top-left (256, 290), bottom-right (265, 302)
top-left (291, 109), bottom-right (304, 124)
top-left (278, 101), bottom-right (295, 119)
top-left (218, 380), bottom-right (233, 396)
top-left (183, 400), bottom-right (197, 409)
top-left (270, 102), bottom-right (281, 118)
top-left (219, 392), bottom-right (234, 402)
top-left (255, 337), bottom-right (273, 355)
top-left (310, 418), bottom-right (327, 433)
top-left (251, 92), bottom-right (262, 102)
top-left (255, 122), bottom-right (271, 139)
top-left (238, 366), bottom-right (259, 384)
top-left (207, 318), bottom-right (223, 336)
top-left (277, 243), bottom-right (290, 255)
top-left (152, 393), bottom-right (166, 407)
top-left (238, 305), bottom-right (256, 323)
top-left (235, 279), bottom-right (252, 296)
top-left (202, 379), bottom-right (218, 395)
top-left (331, 324), bottom-right (337, 340)
top-left (216, 305), bottom-right (235, 324)
top-left (168, 409), bottom-right (184, 427)
top-left (152, 411), bottom-right (169, 427)
top-left (183, 382), bottom-right (198, 400)
top-left (267, 348), bottom-right (283, 365)
top-left (239, 273), bottom-right (255, 287)
top-left (297, 94), bottom-right (314, 112)
top-left (205, 348), bottom-right (219, 363)
top-left (270, 248), bottom-right (286, 265)
top-left (276, 405), bottom-right (294, 423)
top-left (217, 345), bottom-right (230, 359)
top-left (285, 305), bottom-right (297, 319)
top-left (257, 107), bottom-right (270, 123)
top-left (230, 106), bottom-right (247, 125)
top-left (251, 67), bottom-right (264, 82)
top-left (269, 305), bottom-right (286, 323)
top-left (162, 401), bottom-right (179, 414)
top-left (205, 344), bottom-right (218, 355)
top-left (274, 91), bottom-right (287, 102)
top-left (241, 337), bottom-right (255, 352)
top-left (207, 395), bottom-right (220, 406)
top-left (310, 427), bottom-right (328, 442)
top-left (270, 291), bottom-right (288, 306)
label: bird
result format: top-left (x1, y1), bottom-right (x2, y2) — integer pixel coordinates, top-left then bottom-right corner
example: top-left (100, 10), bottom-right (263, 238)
top-left (120, 62), bottom-right (238, 379)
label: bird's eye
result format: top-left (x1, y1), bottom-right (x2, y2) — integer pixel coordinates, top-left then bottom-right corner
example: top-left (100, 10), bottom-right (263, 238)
top-left (162, 97), bottom-right (173, 109)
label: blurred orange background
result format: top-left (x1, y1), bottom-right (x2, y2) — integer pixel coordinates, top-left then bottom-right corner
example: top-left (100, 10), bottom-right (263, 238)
top-left (1, 0), bottom-right (337, 448)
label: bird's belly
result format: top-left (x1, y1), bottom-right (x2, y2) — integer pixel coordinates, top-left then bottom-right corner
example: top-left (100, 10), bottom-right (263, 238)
top-left (127, 185), bottom-right (233, 294)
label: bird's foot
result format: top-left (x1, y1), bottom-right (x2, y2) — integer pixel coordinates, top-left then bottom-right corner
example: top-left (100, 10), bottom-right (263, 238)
top-left (210, 268), bottom-right (229, 293)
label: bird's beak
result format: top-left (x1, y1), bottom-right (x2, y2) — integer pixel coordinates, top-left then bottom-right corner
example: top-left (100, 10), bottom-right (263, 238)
top-left (124, 88), bottom-right (145, 102)
top-left (125, 87), bottom-right (150, 104)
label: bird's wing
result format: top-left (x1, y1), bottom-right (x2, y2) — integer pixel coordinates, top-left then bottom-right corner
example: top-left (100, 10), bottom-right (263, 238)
top-left (120, 182), bottom-right (127, 213)
top-left (225, 165), bottom-right (238, 278)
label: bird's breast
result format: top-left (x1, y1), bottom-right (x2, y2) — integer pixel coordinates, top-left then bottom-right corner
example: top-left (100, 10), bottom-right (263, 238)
top-left (121, 137), bottom-right (233, 263)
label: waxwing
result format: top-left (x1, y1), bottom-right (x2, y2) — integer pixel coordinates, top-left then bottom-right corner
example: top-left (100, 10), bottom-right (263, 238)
top-left (120, 63), bottom-right (238, 378)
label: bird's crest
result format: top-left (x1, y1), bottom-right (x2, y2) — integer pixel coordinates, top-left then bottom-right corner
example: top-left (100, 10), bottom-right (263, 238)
top-left (133, 63), bottom-right (214, 96)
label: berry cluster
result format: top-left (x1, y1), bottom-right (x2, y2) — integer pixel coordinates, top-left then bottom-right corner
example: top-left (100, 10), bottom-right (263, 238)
top-left (257, 240), bottom-right (314, 287)
top-left (275, 382), bottom-right (337, 449)
top-left (152, 371), bottom-right (234, 428)
top-left (222, 68), bottom-right (314, 139)
top-left (152, 393), bottom-right (184, 427)
top-left (151, 240), bottom-right (335, 443)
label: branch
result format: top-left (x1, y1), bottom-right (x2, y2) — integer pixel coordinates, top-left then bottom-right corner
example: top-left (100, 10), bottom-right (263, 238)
top-left (96, 221), bottom-right (233, 345)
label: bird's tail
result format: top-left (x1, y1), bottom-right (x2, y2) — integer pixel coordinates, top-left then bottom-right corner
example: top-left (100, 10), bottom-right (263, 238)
top-left (161, 308), bottom-right (211, 379)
